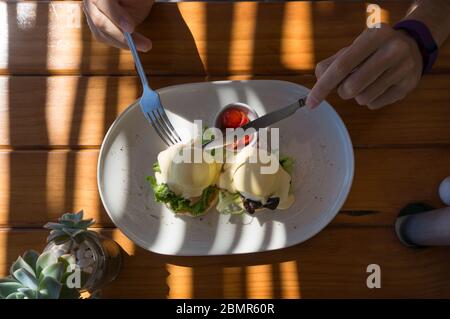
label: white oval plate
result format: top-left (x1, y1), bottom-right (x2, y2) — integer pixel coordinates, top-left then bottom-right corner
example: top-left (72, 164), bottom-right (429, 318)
top-left (98, 80), bottom-right (354, 256)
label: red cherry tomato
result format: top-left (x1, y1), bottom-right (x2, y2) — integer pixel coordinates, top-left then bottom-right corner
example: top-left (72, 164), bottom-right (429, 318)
top-left (239, 115), bottom-right (250, 127)
top-left (220, 107), bottom-right (252, 148)
top-left (222, 108), bottom-right (244, 128)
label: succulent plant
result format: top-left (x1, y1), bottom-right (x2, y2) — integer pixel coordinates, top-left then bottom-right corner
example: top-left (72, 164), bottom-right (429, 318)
top-left (0, 250), bottom-right (81, 299)
top-left (44, 210), bottom-right (98, 245)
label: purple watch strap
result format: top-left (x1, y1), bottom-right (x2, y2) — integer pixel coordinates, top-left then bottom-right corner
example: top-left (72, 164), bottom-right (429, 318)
top-left (393, 19), bottom-right (439, 74)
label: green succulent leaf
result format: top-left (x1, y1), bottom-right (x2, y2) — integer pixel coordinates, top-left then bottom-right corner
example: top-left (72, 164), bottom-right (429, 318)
top-left (47, 230), bottom-right (69, 244)
top-left (38, 276), bottom-right (62, 299)
top-left (17, 287), bottom-right (37, 299)
top-left (74, 234), bottom-right (88, 244)
top-left (49, 229), bottom-right (65, 236)
top-left (52, 235), bottom-right (71, 245)
top-left (44, 222), bottom-right (66, 230)
top-left (39, 262), bottom-right (64, 282)
top-left (22, 250), bottom-right (40, 271)
top-left (73, 211), bottom-right (84, 222)
top-left (6, 292), bottom-right (26, 299)
top-left (62, 228), bottom-right (84, 237)
top-left (58, 254), bottom-right (76, 270)
top-left (61, 211), bottom-right (84, 222)
top-left (10, 256), bottom-right (36, 279)
top-left (61, 213), bottom-right (73, 221)
top-left (36, 251), bottom-right (58, 278)
top-left (0, 281), bottom-right (24, 298)
top-left (13, 269), bottom-right (38, 290)
top-left (0, 277), bottom-right (16, 284)
top-left (75, 219), bottom-right (95, 229)
top-left (60, 220), bottom-right (77, 228)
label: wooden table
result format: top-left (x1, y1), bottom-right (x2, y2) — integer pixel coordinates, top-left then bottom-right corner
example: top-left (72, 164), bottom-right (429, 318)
top-left (1, 1), bottom-right (450, 298)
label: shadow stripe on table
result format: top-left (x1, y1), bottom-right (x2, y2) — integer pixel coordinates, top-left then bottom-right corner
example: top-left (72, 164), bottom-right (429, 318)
top-left (1, 74), bottom-right (450, 147)
top-left (0, 147), bottom-right (449, 227)
top-left (1, 226), bottom-right (450, 298)
top-left (1, 1), bottom-right (449, 76)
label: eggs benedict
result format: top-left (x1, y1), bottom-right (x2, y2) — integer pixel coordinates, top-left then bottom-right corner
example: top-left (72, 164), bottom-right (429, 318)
top-left (148, 142), bottom-right (222, 216)
top-left (217, 145), bottom-right (294, 214)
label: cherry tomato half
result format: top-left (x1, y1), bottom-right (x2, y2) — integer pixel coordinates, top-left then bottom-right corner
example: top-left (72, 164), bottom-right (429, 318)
top-left (220, 107), bottom-right (252, 148)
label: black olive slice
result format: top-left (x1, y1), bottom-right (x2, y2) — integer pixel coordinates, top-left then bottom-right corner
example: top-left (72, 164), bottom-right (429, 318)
top-left (264, 197), bottom-right (280, 210)
top-left (242, 198), bottom-right (263, 214)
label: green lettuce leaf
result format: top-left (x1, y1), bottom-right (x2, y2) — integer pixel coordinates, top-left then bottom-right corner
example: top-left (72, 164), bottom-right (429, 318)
top-left (279, 155), bottom-right (294, 175)
top-left (152, 162), bottom-right (161, 173)
top-left (201, 126), bottom-right (215, 144)
top-left (147, 175), bottom-right (217, 216)
top-left (202, 126), bottom-right (216, 156)
top-left (216, 191), bottom-right (245, 215)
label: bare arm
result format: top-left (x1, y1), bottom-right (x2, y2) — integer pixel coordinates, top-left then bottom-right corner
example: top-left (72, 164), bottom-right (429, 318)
top-left (408, 0), bottom-right (450, 47)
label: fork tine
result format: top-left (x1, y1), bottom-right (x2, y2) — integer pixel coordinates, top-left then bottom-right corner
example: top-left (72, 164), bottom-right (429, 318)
top-left (156, 108), bottom-right (181, 143)
top-left (157, 107), bottom-right (182, 142)
top-left (151, 110), bottom-right (178, 145)
top-left (146, 112), bottom-right (170, 146)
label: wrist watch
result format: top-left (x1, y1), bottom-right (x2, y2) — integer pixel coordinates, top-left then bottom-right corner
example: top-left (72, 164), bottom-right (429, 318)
top-left (393, 19), bottom-right (439, 75)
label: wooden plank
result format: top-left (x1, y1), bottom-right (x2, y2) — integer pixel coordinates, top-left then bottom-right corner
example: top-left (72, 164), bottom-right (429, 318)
top-left (0, 148), bottom-right (449, 227)
top-left (0, 75), bottom-right (204, 147)
top-left (1, 226), bottom-right (450, 298)
top-left (0, 150), bottom-right (111, 227)
top-left (212, 74), bottom-right (450, 147)
top-left (1, 1), bottom-right (449, 75)
top-left (1, 74), bottom-right (450, 147)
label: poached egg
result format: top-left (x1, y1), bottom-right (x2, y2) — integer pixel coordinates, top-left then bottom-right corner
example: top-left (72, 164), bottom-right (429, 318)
top-left (218, 145), bottom-right (294, 209)
top-left (155, 143), bottom-right (221, 199)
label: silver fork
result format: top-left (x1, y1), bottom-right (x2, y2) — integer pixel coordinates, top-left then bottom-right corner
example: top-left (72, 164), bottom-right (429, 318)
top-left (124, 32), bottom-right (181, 146)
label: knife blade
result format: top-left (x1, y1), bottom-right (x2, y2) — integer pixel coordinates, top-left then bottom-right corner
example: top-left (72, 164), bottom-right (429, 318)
top-left (203, 95), bottom-right (307, 150)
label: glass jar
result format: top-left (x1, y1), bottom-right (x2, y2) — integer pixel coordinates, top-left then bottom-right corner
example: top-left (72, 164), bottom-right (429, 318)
top-left (44, 234), bottom-right (122, 295)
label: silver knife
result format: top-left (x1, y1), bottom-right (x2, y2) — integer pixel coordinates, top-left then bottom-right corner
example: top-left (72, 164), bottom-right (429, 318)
top-left (203, 95), bottom-right (307, 150)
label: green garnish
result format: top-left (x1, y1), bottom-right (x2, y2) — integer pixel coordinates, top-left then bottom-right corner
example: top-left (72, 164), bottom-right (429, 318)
top-left (280, 155), bottom-right (294, 175)
top-left (216, 190), bottom-right (245, 215)
top-left (147, 174), bottom-right (217, 216)
top-left (152, 162), bottom-right (161, 173)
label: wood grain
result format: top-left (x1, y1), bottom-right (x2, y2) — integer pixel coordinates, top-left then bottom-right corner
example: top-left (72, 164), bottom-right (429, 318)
top-left (0, 148), bottom-right (449, 228)
top-left (1, 0), bottom-right (450, 299)
top-left (1, 1), bottom-right (449, 75)
top-left (1, 74), bottom-right (450, 147)
top-left (1, 227), bottom-right (450, 298)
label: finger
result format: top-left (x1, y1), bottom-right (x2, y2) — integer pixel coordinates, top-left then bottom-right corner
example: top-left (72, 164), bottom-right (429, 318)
top-left (307, 27), bottom-right (388, 109)
top-left (85, 1), bottom-right (151, 51)
top-left (354, 63), bottom-right (410, 106)
top-left (88, 16), bottom-right (150, 51)
top-left (366, 81), bottom-right (407, 110)
top-left (84, 1), bottom-right (127, 48)
top-left (132, 32), bottom-right (153, 52)
top-left (337, 45), bottom-right (400, 100)
top-left (92, 20), bottom-right (129, 49)
top-left (93, 0), bottom-right (134, 32)
top-left (315, 47), bottom-right (348, 79)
